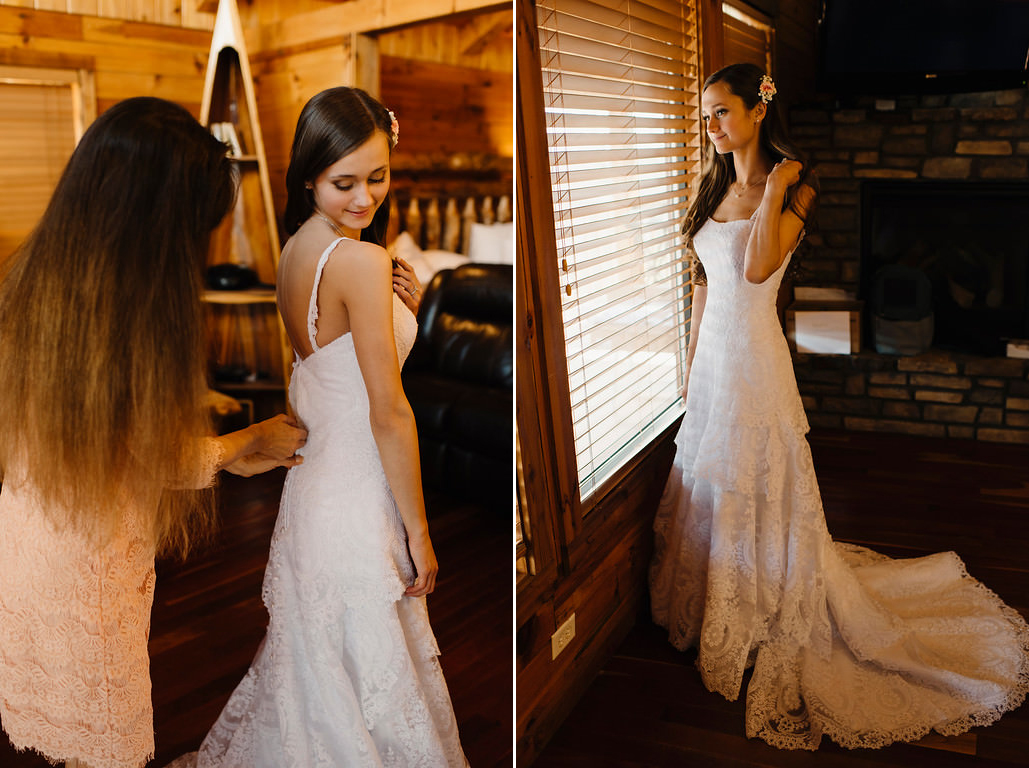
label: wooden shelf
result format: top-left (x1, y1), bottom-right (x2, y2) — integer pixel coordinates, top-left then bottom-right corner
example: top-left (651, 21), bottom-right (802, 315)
top-left (210, 379), bottom-right (286, 392)
top-left (200, 0), bottom-right (291, 393)
top-left (204, 288), bottom-right (276, 304)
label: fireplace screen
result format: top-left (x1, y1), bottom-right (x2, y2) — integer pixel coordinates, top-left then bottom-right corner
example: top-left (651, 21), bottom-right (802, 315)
top-left (861, 180), bottom-right (1029, 356)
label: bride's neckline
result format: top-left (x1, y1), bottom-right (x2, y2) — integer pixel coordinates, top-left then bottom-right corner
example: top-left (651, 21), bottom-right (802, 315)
top-left (710, 210), bottom-right (758, 224)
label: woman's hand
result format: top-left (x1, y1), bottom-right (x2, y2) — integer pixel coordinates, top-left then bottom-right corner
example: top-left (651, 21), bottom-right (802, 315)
top-left (405, 531), bottom-right (439, 597)
top-left (250, 414), bottom-right (307, 460)
top-left (767, 159), bottom-right (802, 192)
top-left (225, 452), bottom-right (303, 477)
top-left (392, 256), bottom-right (422, 315)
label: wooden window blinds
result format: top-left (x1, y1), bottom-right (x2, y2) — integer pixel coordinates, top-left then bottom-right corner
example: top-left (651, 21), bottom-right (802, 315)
top-left (0, 66), bottom-right (92, 261)
top-left (536, 0), bottom-right (703, 502)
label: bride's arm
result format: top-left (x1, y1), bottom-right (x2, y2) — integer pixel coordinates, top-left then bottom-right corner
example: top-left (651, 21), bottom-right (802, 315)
top-left (329, 240), bottom-right (438, 598)
top-left (744, 160), bottom-right (815, 284)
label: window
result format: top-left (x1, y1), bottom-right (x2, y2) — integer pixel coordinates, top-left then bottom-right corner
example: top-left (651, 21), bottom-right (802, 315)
top-left (0, 65), bottom-right (94, 259)
top-left (535, 0), bottom-right (703, 503)
top-left (515, 430), bottom-right (533, 581)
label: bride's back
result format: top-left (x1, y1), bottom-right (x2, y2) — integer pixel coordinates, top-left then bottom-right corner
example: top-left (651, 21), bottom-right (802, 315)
top-left (276, 221), bottom-right (354, 360)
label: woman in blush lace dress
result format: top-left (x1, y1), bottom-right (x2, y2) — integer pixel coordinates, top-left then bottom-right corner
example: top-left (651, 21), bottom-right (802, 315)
top-left (185, 87), bottom-right (467, 767)
top-left (649, 62), bottom-right (1029, 750)
top-left (0, 97), bottom-right (307, 768)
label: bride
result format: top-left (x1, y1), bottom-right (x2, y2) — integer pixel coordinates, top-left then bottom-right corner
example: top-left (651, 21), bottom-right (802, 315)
top-left (185, 87), bottom-right (468, 767)
top-left (649, 62), bottom-right (1029, 750)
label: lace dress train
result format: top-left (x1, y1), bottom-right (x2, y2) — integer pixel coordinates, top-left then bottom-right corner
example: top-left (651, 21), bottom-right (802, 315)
top-left (649, 215), bottom-right (1029, 750)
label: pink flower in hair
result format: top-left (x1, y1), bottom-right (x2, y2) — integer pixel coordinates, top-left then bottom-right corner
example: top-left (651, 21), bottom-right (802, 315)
top-left (388, 110), bottom-right (399, 147)
top-left (759, 75), bottom-right (776, 104)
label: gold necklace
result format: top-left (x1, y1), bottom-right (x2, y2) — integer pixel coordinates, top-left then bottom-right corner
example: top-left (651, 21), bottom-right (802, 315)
top-left (314, 210), bottom-right (346, 238)
top-left (731, 177), bottom-right (766, 197)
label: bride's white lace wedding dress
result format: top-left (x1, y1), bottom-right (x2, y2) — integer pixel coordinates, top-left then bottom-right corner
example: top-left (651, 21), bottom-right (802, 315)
top-left (189, 236), bottom-right (468, 767)
top-left (649, 213), bottom-right (1029, 750)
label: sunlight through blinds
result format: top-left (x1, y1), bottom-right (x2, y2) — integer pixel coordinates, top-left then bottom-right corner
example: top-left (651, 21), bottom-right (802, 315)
top-left (537, 0), bottom-right (703, 502)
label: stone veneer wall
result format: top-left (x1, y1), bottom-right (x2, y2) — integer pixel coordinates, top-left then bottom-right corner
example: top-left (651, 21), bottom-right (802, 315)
top-left (784, 87), bottom-right (1029, 445)
top-left (791, 87), bottom-right (1029, 286)
top-left (793, 351), bottom-right (1029, 444)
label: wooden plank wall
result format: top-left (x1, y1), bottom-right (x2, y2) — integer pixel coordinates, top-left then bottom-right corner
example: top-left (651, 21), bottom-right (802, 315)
top-left (0, 0), bottom-right (213, 32)
top-left (0, 3), bottom-right (214, 252)
top-left (0, 5), bottom-right (212, 114)
top-left (247, 40), bottom-right (353, 224)
top-left (381, 10), bottom-right (513, 162)
top-left (774, 0), bottom-right (819, 108)
top-left (0, 2), bottom-right (512, 246)
top-left (516, 437), bottom-right (677, 764)
top-left (248, 7), bottom-right (513, 227)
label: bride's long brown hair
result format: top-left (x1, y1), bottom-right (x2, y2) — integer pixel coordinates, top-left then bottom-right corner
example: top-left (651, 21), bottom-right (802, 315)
top-left (683, 63), bottom-right (817, 280)
top-left (0, 97), bottom-right (235, 556)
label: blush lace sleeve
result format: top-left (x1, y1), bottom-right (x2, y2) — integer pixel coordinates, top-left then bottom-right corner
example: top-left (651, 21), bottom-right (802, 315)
top-left (167, 438), bottom-right (224, 490)
top-left (193, 437), bottom-right (224, 489)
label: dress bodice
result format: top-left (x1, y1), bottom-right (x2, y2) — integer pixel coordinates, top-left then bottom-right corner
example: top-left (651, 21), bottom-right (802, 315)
top-left (692, 215), bottom-right (793, 354)
top-left (287, 236), bottom-right (418, 450)
top-left (680, 215), bottom-right (810, 500)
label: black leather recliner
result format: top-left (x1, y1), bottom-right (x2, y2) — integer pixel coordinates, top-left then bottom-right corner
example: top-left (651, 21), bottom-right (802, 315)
top-left (402, 263), bottom-right (512, 510)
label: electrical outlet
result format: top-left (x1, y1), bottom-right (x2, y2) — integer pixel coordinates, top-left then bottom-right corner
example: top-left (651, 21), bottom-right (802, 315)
top-left (551, 613), bottom-right (576, 660)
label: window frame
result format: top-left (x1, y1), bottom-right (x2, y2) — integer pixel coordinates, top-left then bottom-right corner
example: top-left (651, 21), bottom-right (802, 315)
top-left (516, 0), bottom-right (708, 598)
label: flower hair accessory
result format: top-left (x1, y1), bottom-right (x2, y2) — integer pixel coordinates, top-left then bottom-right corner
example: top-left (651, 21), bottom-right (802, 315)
top-left (758, 74), bottom-right (776, 104)
top-left (387, 109), bottom-right (399, 147)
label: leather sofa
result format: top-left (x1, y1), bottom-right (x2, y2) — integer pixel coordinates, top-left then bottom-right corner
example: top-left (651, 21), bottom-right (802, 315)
top-left (402, 263), bottom-right (512, 511)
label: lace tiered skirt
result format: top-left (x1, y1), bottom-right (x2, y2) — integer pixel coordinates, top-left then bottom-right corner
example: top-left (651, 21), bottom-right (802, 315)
top-left (650, 403), bottom-right (1029, 750)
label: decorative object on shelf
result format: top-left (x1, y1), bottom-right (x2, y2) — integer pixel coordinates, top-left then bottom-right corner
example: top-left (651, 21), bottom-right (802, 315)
top-left (1007, 339), bottom-right (1029, 359)
top-left (209, 122), bottom-right (243, 157)
top-left (206, 263), bottom-right (258, 291)
top-left (869, 265), bottom-right (934, 356)
top-left (786, 301), bottom-right (862, 355)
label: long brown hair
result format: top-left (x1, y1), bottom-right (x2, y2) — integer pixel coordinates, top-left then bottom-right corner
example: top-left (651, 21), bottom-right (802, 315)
top-left (283, 87), bottom-right (395, 244)
top-left (683, 63), bottom-right (817, 251)
top-left (0, 97), bottom-right (235, 556)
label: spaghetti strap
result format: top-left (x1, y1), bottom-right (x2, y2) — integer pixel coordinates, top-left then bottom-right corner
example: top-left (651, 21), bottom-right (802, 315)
top-left (306, 236), bottom-right (347, 351)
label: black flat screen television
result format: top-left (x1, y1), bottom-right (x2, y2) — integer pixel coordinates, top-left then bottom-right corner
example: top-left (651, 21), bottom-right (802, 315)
top-left (819, 0), bottom-right (1029, 95)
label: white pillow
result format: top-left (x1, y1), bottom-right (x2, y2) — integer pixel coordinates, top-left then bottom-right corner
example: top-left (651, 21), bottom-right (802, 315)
top-left (467, 222), bottom-right (514, 264)
top-left (389, 230), bottom-right (469, 286)
top-left (390, 231), bottom-right (421, 265)
top-left (418, 250), bottom-right (470, 285)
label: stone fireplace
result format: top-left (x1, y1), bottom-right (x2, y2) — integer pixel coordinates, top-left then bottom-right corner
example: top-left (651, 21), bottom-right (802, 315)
top-left (861, 180), bottom-right (1029, 357)
top-left (786, 89), bottom-right (1029, 444)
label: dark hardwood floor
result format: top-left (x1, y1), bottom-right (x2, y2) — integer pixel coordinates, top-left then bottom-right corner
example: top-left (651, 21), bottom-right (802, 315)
top-left (534, 428), bottom-right (1029, 768)
top-left (0, 470), bottom-right (512, 767)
